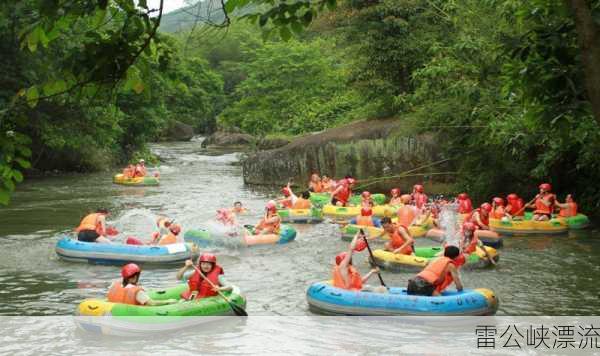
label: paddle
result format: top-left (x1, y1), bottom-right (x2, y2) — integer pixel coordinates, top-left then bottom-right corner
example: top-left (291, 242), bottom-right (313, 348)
top-left (359, 229), bottom-right (387, 289)
top-left (513, 195), bottom-right (538, 217)
top-left (191, 265), bottom-right (248, 316)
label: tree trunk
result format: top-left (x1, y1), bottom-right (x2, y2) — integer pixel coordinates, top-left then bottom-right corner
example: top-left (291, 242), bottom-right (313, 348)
top-left (566, 0), bottom-right (600, 126)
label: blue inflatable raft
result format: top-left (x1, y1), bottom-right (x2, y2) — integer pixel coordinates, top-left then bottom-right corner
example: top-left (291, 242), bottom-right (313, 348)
top-left (55, 236), bottom-right (194, 265)
top-left (306, 282), bottom-right (498, 316)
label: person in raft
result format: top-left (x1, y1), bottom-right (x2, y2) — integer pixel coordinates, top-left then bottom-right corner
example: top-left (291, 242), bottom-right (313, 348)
top-left (151, 223), bottom-right (183, 245)
top-left (407, 245), bottom-right (465, 296)
top-left (505, 193), bottom-right (524, 219)
top-left (278, 183), bottom-right (297, 209)
top-left (308, 173), bottom-right (323, 193)
top-left (350, 207), bottom-right (382, 227)
top-left (359, 191), bottom-right (374, 208)
top-left (122, 164), bottom-right (136, 178)
top-left (330, 176), bottom-right (356, 206)
top-left (389, 188), bottom-right (402, 206)
top-left (411, 184), bottom-right (428, 209)
top-left (107, 263), bottom-right (177, 306)
top-left (254, 200), bottom-right (281, 235)
top-left (292, 190), bottom-right (312, 209)
top-left (490, 197), bottom-right (508, 219)
top-left (176, 253), bottom-right (232, 300)
top-left (554, 194), bottom-right (578, 217)
top-left (469, 203), bottom-right (492, 230)
top-left (456, 193), bottom-right (473, 214)
top-left (333, 232), bottom-right (387, 293)
top-left (75, 208), bottom-right (113, 243)
top-left (381, 217), bottom-right (414, 255)
top-left (460, 222), bottom-right (496, 265)
top-left (321, 175), bottom-right (335, 193)
top-left (397, 194), bottom-right (420, 227)
top-left (230, 201), bottom-right (248, 214)
top-left (526, 183), bottom-right (556, 221)
top-left (216, 208), bottom-right (237, 226)
top-left (133, 159), bottom-right (147, 177)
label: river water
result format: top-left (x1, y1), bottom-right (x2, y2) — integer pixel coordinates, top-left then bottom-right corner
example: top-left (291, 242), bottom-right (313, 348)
top-left (0, 139), bottom-right (599, 352)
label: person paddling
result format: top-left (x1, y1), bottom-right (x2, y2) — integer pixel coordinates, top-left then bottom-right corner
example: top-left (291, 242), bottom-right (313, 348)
top-left (177, 253), bottom-right (232, 300)
top-left (555, 194), bottom-right (578, 217)
top-left (254, 200), bottom-right (281, 235)
top-left (381, 217), bottom-right (414, 255)
top-left (407, 246), bottom-right (464, 296)
top-left (332, 232), bottom-right (386, 293)
top-left (527, 183), bottom-right (556, 221)
top-left (107, 263), bottom-right (177, 306)
top-left (75, 208), bottom-right (113, 244)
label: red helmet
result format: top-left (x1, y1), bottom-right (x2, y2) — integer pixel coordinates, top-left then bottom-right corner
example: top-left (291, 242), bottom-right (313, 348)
top-left (391, 188), bottom-right (400, 196)
top-left (457, 193), bottom-right (468, 200)
top-left (413, 184), bottom-right (424, 193)
top-left (169, 224), bottom-right (181, 235)
top-left (480, 203), bottom-right (492, 212)
top-left (121, 263), bottom-right (141, 278)
top-left (361, 191), bottom-right (371, 199)
top-left (266, 200), bottom-right (277, 212)
top-left (281, 187), bottom-right (291, 197)
top-left (539, 183), bottom-right (552, 192)
top-left (492, 197), bottom-right (504, 206)
top-left (507, 193), bottom-right (518, 201)
top-left (462, 222), bottom-right (477, 232)
top-left (360, 207), bottom-right (373, 216)
top-left (199, 253), bottom-right (216, 264)
top-left (335, 252), bottom-right (348, 265)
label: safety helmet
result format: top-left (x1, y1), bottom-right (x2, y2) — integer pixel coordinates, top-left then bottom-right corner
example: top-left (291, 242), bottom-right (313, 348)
top-left (413, 184), bottom-right (424, 193)
top-left (457, 193), bottom-right (468, 200)
top-left (121, 263), bottom-right (141, 278)
top-left (539, 183), bottom-right (552, 192)
top-left (361, 191), bottom-right (371, 199)
top-left (492, 197), bottom-right (504, 206)
top-left (391, 188), bottom-right (400, 196)
top-left (266, 200), bottom-right (277, 212)
top-left (199, 253), bottom-right (216, 264)
top-left (507, 193), bottom-right (518, 201)
top-left (281, 187), bottom-right (291, 197)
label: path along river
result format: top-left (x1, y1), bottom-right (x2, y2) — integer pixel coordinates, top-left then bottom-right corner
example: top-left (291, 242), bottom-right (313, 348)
top-left (0, 139), bottom-right (599, 353)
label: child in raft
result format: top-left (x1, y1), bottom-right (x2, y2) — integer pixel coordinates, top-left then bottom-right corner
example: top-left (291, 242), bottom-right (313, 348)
top-left (176, 253), bottom-right (232, 300)
top-left (381, 217), bottom-right (414, 255)
top-left (350, 207), bottom-right (382, 227)
top-left (389, 188), bottom-right (402, 206)
top-left (554, 194), bottom-right (578, 217)
top-left (406, 246), bottom-right (465, 296)
top-left (107, 263), bottom-right (177, 306)
top-left (333, 232), bottom-right (387, 293)
top-left (254, 200), bottom-right (281, 235)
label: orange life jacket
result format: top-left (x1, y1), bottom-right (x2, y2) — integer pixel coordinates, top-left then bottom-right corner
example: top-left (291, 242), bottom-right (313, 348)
top-left (281, 199), bottom-right (293, 209)
top-left (491, 206), bottom-right (505, 219)
top-left (559, 202), bottom-right (577, 217)
top-left (181, 265), bottom-right (223, 300)
top-left (75, 213), bottom-right (103, 234)
top-left (468, 209), bottom-right (489, 228)
top-left (310, 181), bottom-right (323, 193)
top-left (293, 198), bottom-right (311, 209)
top-left (332, 265), bottom-right (362, 290)
top-left (417, 256), bottom-right (451, 286)
top-left (435, 255), bottom-right (465, 293)
top-left (390, 226), bottom-right (414, 254)
top-left (158, 233), bottom-right (178, 245)
top-left (107, 282), bottom-right (143, 305)
top-left (534, 194), bottom-right (554, 214)
top-left (397, 206), bottom-right (416, 228)
top-left (256, 214), bottom-right (281, 233)
top-left (355, 215), bottom-right (374, 227)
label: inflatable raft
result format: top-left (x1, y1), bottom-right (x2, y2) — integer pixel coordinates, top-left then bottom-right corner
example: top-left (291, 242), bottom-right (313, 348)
top-left (278, 208), bottom-right (323, 224)
top-left (311, 194), bottom-right (387, 208)
top-left (184, 225), bottom-right (296, 247)
top-left (371, 246), bottom-right (498, 272)
top-left (306, 282), bottom-right (498, 316)
top-left (425, 228), bottom-right (503, 248)
top-left (113, 174), bottom-right (160, 186)
top-left (55, 237), bottom-right (193, 265)
top-left (490, 216), bottom-right (568, 236)
top-left (75, 284), bottom-right (246, 336)
top-left (323, 204), bottom-right (399, 219)
top-left (340, 224), bottom-right (428, 241)
top-left (521, 212), bottom-right (590, 230)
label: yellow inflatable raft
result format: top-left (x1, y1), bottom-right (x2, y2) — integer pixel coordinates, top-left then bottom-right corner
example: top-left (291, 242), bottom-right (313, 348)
top-left (323, 204), bottom-right (399, 219)
top-left (490, 217), bottom-right (568, 236)
top-left (340, 223), bottom-right (429, 241)
top-left (113, 174), bottom-right (160, 186)
top-left (372, 246), bottom-right (498, 272)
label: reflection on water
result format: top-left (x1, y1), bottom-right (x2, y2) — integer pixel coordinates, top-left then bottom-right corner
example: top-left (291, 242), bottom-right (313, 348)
top-left (0, 139), bottom-right (598, 324)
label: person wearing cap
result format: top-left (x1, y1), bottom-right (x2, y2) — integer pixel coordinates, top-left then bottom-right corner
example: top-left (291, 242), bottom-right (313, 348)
top-left (490, 197), bottom-right (507, 219)
top-left (134, 159), bottom-right (147, 178)
top-left (75, 208), bottom-right (113, 243)
top-left (177, 253), bottom-right (232, 300)
top-left (407, 245), bottom-right (465, 296)
top-left (332, 232), bottom-right (386, 292)
top-left (107, 263), bottom-right (177, 305)
top-left (527, 183), bottom-right (556, 221)
top-left (254, 200), bottom-right (281, 234)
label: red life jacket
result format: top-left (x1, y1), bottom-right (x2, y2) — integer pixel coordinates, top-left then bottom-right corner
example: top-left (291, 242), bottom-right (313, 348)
top-left (491, 206), bottom-right (505, 219)
top-left (390, 225), bottom-right (414, 254)
top-left (413, 193), bottom-right (428, 209)
top-left (458, 199), bottom-right (473, 214)
top-left (333, 180), bottom-right (351, 205)
top-left (182, 265), bottom-right (224, 300)
top-left (468, 209), bottom-right (489, 228)
top-left (332, 265), bottom-right (362, 290)
top-left (506, 199), bottom-right (524, 216)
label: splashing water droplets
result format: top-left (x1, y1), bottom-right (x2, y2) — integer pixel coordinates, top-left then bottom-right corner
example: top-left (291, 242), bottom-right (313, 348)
top-left (438, 202), bottom-right (460, 246)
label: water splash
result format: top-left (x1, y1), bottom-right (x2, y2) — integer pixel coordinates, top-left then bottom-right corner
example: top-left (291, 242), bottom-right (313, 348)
top-left (437, 202), bottom-right (460, 246)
